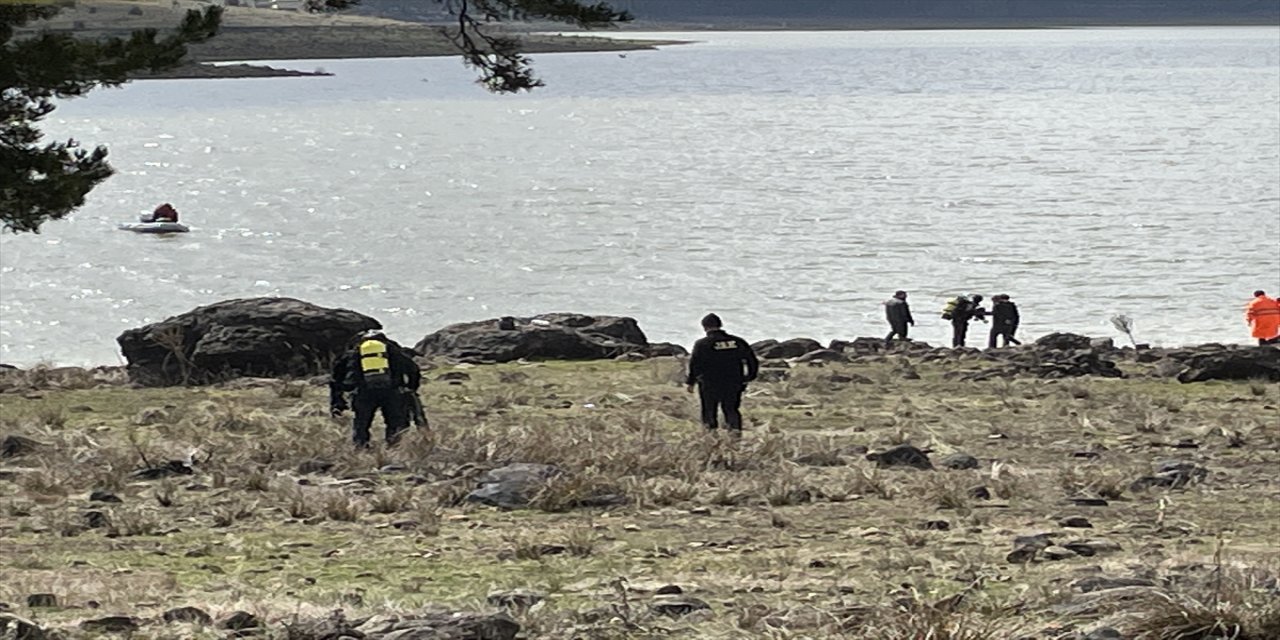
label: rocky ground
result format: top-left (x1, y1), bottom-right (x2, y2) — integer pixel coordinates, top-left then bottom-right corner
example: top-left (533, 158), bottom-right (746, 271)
top-left (2, 337), bottom-right (1278, 639)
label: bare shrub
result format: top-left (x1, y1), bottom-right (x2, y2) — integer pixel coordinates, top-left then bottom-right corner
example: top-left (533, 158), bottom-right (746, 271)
top-left (109, 505), bottom-right (160, 537)
top-left (321, 491), bottom-right (363, 522)
top-left (211, 499), bottom-right (257, 527)
top-left (368, 485), bottom-right (417, 514)
top-left (282, 485), bottom-right (316, 519)
top-left (241, 468), bottom-right (272, 492)
top-left (563, 525), bottom-right (597, 557)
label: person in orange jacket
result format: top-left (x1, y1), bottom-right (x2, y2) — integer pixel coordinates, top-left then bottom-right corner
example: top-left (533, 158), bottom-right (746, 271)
top-left (1245, 290), bottom-right (1280, 345)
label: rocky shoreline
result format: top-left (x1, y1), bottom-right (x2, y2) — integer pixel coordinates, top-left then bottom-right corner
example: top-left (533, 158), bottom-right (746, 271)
top-left (2, 297), bottom-right (1276, 392)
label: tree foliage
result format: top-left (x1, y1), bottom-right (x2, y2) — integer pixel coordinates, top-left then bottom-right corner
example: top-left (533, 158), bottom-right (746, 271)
top-left (1, 5), bottom-right (222, 234)
top-left (1, 0), bottom-right (629, 234)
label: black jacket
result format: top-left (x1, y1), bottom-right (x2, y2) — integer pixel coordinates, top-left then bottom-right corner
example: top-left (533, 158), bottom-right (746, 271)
top-left (951, 298), bottom-right (987, 324)
top-left (885, 298), bottom-right (914, 327)
top-left (331, 337), bottom-right (420, 394)
top-left (992, 300), bottom-right (1020, 328)
top-left (686, 330), bottom-right (759, 387)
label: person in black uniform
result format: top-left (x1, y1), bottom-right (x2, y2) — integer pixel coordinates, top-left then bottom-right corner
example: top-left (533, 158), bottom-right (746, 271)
top-left (685, 313), bottom-right (759, 435)
top-left (330, 330), bottom-right (421, 447)
top-left (988, 294), bottom-right (1022, 348)
top-left (883, 290), bottom-right (915, 348)
top-left (947, 294), bottom-right (987, 348)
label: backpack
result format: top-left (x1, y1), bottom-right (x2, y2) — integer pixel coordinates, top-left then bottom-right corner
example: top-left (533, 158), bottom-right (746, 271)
top-left (941, 297), bottom-right (965, 320)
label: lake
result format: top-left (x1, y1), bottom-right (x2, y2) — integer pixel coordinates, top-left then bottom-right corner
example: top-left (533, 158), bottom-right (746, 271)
top-left (2, 28), bottom-right (1278, 366)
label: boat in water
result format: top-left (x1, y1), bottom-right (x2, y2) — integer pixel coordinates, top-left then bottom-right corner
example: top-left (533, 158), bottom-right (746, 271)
top-left (117, 221), bottom-right (190, 234)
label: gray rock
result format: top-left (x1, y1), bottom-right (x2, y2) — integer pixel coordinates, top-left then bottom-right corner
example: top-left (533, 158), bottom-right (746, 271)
top-left (118, 297), bottom-right (379, 386)
top-left (866, 444), bottom-right (933, 470)
top-left (1063, 539), bottom-right (1122, 557)
top-left (1059, 516), bottom-right (1093, 528)
top-left (793, 349), bottom-right (848, 364)
top-left (89, 490), bottom-right (122, 504)
top-left (651, 595), bottom-right (711, 618)
top-left (415, 314), bottom-right (648, 363)
top-left (0, 613), bottom-right (46, 640)
top-left (80, 616), bottom-right (140, 633)
top-left (1131, 460), bottom-right (1208, 491)
top-left (25, 594), bottom-right (56, 608)
top-left (0, 435), bottom-right (43, 459)
top-left (752, 338), bottom-right (823, 359)
top-left (1042, 545), bottom-right (1076, 561)
top-left (1169, 345), bottom-right (1280, 383)
top-left (219, 610), bottom-right (260, 631)
top-left (647, 342), bottom-right (689, 357)
top-left (1035, 333), bottom-right (1094, 351)
top-left (939, 453), bottom-right (979, 470)
top-left (1084, 628), bottom-right (1123, 640)
top-left (465, 463), bottom-right (562, 509)
top-left (83, 510), bottom-right (110, 529)
top-left (163, 606), bottom-right (212, 625)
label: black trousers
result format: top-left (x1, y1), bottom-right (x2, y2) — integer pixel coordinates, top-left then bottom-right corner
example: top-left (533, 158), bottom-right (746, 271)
top-left (988, 325), bottom-right (1022, 348)
top-left (352, 387), bottom-right (408, 447)
top-left (951, 320), bottom-right (969, 347)
top-left (698, 384), bottom-right (744, 431)
top-left (885, 322), bottom-right (909, 346)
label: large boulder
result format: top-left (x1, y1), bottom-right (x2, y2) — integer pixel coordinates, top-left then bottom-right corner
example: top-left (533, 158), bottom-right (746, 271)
top-left (1035, 333), bottom-right (1094, 351)
top-left (414, 313), bottom-right (648, 363)
top-left (1166, 345), bottom-right (1280, 383)
top-left (752, 338), bottom-right (823, 359)
top-left (117, 297), bottom-right (379, 386)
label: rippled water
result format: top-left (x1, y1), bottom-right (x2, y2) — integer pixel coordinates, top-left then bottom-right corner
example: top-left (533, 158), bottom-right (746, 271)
top-left (2, 29), bottom-right (1278, 366)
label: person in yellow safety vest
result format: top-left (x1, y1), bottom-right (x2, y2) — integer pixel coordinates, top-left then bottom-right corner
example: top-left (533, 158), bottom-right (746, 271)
top-left (330, 329), bottom-right (421, 447)
top-left (1245, 290), bottom-right (1280, 346)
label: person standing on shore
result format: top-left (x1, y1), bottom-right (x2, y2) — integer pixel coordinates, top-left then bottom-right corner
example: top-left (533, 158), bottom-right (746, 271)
top-left (331, 330), bottom-right (421, 447)
top-left (686, 313), bottom-right (759, 437)
top-left (988, 294), bottom-right (1022, 348)
top-left (883, 290), bottom-right (915, 348)
top-left (942, 294), bottom-right (986, 348)
top-left (1245, 290), bottom-right (1280, 345)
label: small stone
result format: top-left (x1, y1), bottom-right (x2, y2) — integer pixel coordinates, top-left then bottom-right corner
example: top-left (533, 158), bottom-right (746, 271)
top-left (1084, 627), bottom-right (1123, 640)
top-left (938, 453), bottom-right (979, 470)
top-left (80, 616), bottom-right (139, 633)
top-left (1006, 546), bottom-right (1038, 564)
top-left (968, 486), bottom-right (991, 500)
top-left (1042, 546), bottom-right (1076, 561)
top-left (1071, 451), bottom-right (1102, 459)
top-left (83, 511), bottom-right (110, 529)
top-left (651, 595), bottom-right (711, 618)
top-left (218, 611), bottom-right (259, 631)
top-left (689, 507), bottom-right (712, 516)
top-left (88, 490), bottom-right (122, 504)
top-left (1064, 539), bottom-right (1122, 557)
top-left (920, 520), bottom-right (951, 531)
top-left (25, 594), bottom-right (56, 608)
top-left (1069, 497), bottom-right (1109, 507)
top-left (865, 444), bottom-right (933, 470)
top-left (654, 584), bottom-right (684, 595)
top-left (163, 606), bottom-right (212, 625)
top-left (1060, 516), bottom-right (1093, 528)
top-left (436, 371), bottom-right (471, 382)
top-left (486, 589), bottom-right (545, 610)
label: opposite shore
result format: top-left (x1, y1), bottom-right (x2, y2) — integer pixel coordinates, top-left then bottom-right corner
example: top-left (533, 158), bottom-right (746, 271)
top-left (20, 1), bottom-right (1279, 80)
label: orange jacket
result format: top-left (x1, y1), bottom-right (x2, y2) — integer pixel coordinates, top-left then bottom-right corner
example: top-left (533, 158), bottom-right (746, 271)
top-left (1246, 295), bottom-right (1280, 340)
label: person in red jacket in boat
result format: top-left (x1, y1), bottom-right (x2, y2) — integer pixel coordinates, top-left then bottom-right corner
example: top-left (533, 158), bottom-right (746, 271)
top-left (140, 203), bottom-right (179, 223)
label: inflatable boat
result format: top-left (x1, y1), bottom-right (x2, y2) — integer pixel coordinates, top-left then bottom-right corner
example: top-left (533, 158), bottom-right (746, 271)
top-left (117, 221), bottom-right (190, 234)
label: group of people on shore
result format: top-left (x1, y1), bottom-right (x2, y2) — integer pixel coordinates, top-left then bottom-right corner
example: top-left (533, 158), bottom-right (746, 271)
top-left (883, 291), bottom-right (1020, 349)
top-left (331, 289), bottom-right (1280, 447)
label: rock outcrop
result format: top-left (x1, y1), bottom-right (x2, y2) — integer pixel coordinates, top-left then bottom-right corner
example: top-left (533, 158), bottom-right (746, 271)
top-left (117, 297), bottom-right (379, 386)
top-left (414, 314), bottom-right (649, 363)
top-left (1163, 345), bottom-right (1280, 383)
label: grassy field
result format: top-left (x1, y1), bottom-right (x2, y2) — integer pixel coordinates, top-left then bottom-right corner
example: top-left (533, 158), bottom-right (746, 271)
top-left (1, 355), bottom-right (1278, 638)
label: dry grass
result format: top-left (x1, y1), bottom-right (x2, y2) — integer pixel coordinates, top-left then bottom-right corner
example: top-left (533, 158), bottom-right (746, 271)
top-left (1, 356), bottom-right (1278, 638)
